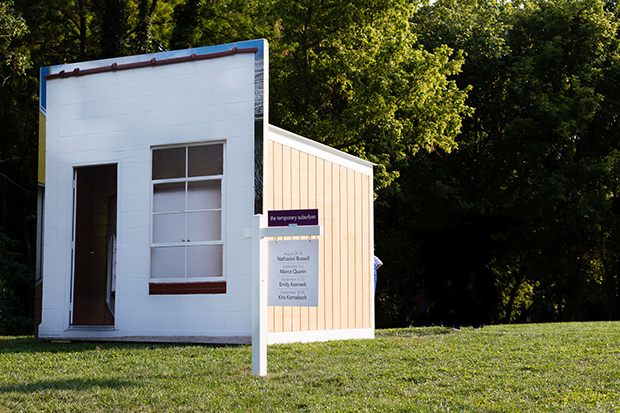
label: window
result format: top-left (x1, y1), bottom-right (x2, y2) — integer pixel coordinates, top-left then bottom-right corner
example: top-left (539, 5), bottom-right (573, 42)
top-left (151, 143), bottom-right (224, 280)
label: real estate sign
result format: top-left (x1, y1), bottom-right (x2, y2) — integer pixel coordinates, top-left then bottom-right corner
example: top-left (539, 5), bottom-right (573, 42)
top-left (268, 239), bottom-right (319, 306)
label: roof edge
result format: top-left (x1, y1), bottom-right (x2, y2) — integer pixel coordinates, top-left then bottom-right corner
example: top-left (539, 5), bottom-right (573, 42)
top-left (268, 124), bottom-right (375, 173)
top-left (45, 46), bottom-right (258, 80)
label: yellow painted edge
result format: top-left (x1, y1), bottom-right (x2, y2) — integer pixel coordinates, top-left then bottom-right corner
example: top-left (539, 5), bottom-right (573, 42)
top-left (38, 111), bottom-right (46, 184)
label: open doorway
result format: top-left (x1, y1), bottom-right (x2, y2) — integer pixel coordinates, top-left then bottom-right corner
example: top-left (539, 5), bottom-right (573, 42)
top-left (72, 164), bottom-right (117, 326)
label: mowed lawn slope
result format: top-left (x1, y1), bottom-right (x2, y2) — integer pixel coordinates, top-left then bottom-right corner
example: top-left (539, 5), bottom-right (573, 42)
top-left (1, 322), bottom-right (619, 412)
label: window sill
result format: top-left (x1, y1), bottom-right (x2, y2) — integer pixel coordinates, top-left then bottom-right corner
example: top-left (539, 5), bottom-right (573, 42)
top-left (149, 281), bottom-right (226, 295)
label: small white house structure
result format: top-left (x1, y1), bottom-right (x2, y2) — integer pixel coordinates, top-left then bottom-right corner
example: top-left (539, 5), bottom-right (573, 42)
top-left (36, 39), bottom-right (374, 345)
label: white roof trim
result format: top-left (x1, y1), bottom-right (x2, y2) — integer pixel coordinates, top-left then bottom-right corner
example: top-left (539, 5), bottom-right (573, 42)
top-left (268, 125), bottom-right (374, 176)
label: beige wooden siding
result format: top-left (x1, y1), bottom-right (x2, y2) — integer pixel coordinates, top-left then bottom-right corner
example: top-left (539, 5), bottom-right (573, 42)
top-left (266, 140), bottom-right (372, 332)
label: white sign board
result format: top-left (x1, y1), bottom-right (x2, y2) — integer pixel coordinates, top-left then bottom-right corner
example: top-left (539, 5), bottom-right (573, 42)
top-left (268, 239), bottom-right (319, 306)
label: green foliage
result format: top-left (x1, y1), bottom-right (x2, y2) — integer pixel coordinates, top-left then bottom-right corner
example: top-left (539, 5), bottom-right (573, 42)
top-left (169, 0), bottom-right (201, 50)
top-left (0, 0), bottom-right (30, 75)
top-left (169, 0), bottom-right (266, 50)
top-left (15, 0), bottom-right (183, 64)
top-left (92, 0), bottom-right (128, 58)
top-left (375, 0), bottom-right (620, 326)
top-left (15, 0), bottom-right (96, 62)
top-left (2, 323), bottom-right (620, 411)
top-left (0, 231), bottom-right (33, 335)
top-left (133, 0), bottom-right (157, 53)
top-left (125, 0), bottom-right (182, 54)
top-left (268, 0), bottom-right (472, 190)
top-left (481, 0), bottom-right (620, 322)
top-left (0, 0), bottom-right (37, 280)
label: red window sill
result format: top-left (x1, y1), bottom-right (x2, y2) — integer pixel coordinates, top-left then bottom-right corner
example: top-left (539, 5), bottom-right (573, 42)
top-left (149, 281), bottom-right (226, 295)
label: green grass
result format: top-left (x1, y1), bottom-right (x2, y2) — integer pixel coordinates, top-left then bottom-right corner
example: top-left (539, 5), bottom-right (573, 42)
top-left (1, 322), bottom-right (620, 412)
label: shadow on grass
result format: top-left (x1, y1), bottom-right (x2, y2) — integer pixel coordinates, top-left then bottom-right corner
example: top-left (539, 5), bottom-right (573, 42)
top-left (376, 326), bottom-right (453, 338)
top-left (0, 377), bottom-right (135, 393)
top-left (0, 336), bottom-right (236, 354)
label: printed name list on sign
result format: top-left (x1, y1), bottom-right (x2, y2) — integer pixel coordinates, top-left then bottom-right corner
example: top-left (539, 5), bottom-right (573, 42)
top-left (268, 239), bottom-right (319, 307)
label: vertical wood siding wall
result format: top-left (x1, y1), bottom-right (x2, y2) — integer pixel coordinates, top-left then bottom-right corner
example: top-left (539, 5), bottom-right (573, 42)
top-left (267, 140), bottom-right (372, 332)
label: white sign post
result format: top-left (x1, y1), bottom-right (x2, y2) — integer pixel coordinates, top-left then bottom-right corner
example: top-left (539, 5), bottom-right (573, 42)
top-left (250, 213), bottom-right (322, 376)
top-left (251, 215), bottom-right (268, 376)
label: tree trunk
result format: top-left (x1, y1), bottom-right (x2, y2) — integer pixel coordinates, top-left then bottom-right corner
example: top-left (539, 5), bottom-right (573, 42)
top-left (503, 273), bottom-right (525, 324)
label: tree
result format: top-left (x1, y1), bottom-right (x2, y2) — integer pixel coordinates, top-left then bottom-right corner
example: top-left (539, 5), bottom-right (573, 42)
top-left (498, 0), bottom-right (620, 322)
top-left (0, 0), bottom-right (36, 260)
top-left (169, 0), bottom-right (201, 50)
top-left (15, 0), bottom-right (98, 63)
top-left (0, 231), bottom-right (34, 334)
top-left (93, 0), bottom-right (128, 58)
top-left (405, 0), bottom-right (620, 324)
top-left (267, 0), bottom-right (472, 192)
top-left (134, 0), bottom-right (158, 53)
top-left (0, 0), bottom-right (36, 334)
top-left (169, 0), bottom-right (269, 51)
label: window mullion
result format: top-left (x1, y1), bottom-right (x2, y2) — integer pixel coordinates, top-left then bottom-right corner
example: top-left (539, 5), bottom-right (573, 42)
top-left (184, 147), bottom-right (189, 279)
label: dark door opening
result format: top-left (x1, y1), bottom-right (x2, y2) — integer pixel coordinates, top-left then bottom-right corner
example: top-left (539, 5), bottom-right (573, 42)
top-left (72, 164), bottom-right (117, 326)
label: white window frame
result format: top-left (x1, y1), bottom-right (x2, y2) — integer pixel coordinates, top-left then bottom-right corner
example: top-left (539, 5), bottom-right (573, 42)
top-left (150, 142), bottom-right (225, 282)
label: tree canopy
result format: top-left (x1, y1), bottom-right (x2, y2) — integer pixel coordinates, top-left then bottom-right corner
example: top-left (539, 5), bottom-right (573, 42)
top-left (390, 0), bottom-right (620, 325)
top-left (266, 0), bottom-right (471, 190)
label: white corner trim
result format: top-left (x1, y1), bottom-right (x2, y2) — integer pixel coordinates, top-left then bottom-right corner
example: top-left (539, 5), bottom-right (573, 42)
top-left (267, 328), bottom-right (374, 345)
top-left (268, 125), bottom-right (374, 176)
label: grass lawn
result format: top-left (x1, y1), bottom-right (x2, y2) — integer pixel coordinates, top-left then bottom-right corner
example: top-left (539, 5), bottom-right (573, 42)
top-left (1, 322), bottom-right (619, 412)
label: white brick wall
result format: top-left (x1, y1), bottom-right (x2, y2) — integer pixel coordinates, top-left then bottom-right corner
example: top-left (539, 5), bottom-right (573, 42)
top-left (39, 49), bottom-right (258, 341)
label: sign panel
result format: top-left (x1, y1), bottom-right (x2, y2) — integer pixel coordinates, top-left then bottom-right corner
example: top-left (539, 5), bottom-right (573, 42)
top-left (268, 209), bottom-right (319, 227)
top-left (268, 239), bottom-right (319, 306)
